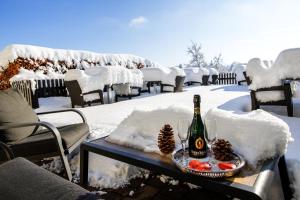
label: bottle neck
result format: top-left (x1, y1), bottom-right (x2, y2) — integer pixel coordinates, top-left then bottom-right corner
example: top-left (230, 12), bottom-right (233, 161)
top-left (194, 103), bottom-right (201, 115)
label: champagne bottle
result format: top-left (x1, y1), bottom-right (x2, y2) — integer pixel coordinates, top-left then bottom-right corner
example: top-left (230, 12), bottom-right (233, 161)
top-left (188, 94), bottom-right (207, 158)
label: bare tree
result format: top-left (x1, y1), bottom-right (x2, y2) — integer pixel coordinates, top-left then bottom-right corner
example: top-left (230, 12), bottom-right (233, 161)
top-left (187, 41), bottom-right (206, 68)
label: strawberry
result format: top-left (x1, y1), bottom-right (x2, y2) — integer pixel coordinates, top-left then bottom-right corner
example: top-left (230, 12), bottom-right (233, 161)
top-left (218, 162), bottom-right (236, 170)
top-left (189, 160), bottom-right (211, 171)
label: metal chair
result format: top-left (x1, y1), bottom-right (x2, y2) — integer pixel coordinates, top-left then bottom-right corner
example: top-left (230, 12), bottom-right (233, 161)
top-left (0, 88), bottom-right (90, 180)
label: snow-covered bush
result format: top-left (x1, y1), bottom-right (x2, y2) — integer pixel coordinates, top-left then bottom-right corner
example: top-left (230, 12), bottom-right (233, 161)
top-left (0, 44), bottom-right (160, 89)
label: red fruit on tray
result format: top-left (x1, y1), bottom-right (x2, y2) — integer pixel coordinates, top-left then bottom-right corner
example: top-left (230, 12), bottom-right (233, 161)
top-left (189, 160), bottom-right (211, 171)
top-left (218, 162), bottom-right (236, 170)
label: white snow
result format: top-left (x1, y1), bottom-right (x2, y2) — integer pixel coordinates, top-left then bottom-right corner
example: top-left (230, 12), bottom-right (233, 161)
top-left (106, 105), bottom-right (193, 153)
top-left (9, 68), bottom-right (64, 82)
top-left (36, 85), bottom-right (300, 198)
top-left (208, 68), bottom-right (219, 82)
top-left (85, 66), bottom-right (143, 87)
top-left (64, 69), bottom-right (104, 102)
top-left (246, 48), bottom-right (300, 102)
top-left (205, 108), bottom-right (293, 166)
top-left (0, 44), bottom-right (161, 72)
top-left (141, 66), bottom-right (185, 87)
top-left (231, 63), bottom-right (246, 82)
top-left (184, 67), bottom-right (209, 83)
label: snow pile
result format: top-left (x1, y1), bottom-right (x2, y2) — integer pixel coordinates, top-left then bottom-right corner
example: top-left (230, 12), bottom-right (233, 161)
top-left (205, 108), bottom-right (293, 166)
top-left (0, 44), bottom-right (160, 72)
top-left (106, 105), bottom-right (193, 153)
top-left (184, 67), bottom-right (209, 83)
top-left (64, 69), bottom-right (105, 101)
top-left (85, 66), bottom-right (143, 87)
top-left (246, 48), bottom-right (300, 102)
top-left (231, 63), bottom-right (246, 82)
top-left (141, 67), bottom-right (185, 87)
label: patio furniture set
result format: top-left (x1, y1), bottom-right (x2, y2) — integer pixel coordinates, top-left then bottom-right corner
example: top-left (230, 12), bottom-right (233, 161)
top-left (0, 88), bottom-right (293, 200)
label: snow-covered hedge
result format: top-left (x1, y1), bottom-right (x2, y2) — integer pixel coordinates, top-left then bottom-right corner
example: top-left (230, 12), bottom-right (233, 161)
top-left (246, 48), bottom-right (300, 102)
top-left (0, 44), bottom-right (160, 89)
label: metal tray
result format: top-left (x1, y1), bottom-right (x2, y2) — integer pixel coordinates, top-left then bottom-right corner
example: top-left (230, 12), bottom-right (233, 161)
top-left (172, 148), bottom-right (246, 178)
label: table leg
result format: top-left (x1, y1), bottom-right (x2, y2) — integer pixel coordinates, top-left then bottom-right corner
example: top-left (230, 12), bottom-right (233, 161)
top-left (278, 156), bottom-right (293, 200)
top-left (80, 147), bottom-right (89, 188)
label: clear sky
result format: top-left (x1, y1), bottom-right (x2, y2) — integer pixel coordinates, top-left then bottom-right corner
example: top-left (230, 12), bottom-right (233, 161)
top-left (1, 0), bottom-right (300, 66)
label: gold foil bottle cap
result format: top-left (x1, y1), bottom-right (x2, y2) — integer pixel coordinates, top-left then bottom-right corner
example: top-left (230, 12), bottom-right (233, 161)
top-left (193, 94), bottom-right (201, 104)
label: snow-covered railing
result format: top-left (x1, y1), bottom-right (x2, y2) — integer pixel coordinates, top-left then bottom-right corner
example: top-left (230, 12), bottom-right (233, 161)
top-left (11, 80), bottom-right (38, 108)
top-left (11, 78), bottom-right (68, 108)
top-left (35, 79), bottom-right (68, 98)
top-left (217, 73), bottom-right (237, 85)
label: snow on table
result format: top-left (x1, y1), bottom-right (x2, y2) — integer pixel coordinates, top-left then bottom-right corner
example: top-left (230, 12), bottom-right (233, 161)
top-left (37, 85), bottom-right (300, 197)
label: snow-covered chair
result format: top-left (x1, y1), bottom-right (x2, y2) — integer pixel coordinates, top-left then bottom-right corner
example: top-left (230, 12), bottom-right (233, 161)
top-left (64, 69), bottom-right (104, 107)
top-left (113, 83), bottom-right (141, 102)
top-left (231, 63), bottom-right (247, 85)
top-left (208, 68), bottom-right (219, 84)
top-left (160, 67), bottom-right (186, 92)
top-left (184, 67), bottom-right (210, 86)
top-left (246, 58), bottom-right (293, 116)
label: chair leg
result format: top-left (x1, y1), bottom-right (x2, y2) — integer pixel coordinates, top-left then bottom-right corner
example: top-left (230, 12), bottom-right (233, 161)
top-left (59, 152), bottom-right (73, 181)
top-left (287, 102), bottom-right (293, 117)
top-left (278, 156), bottom-right (293, 200)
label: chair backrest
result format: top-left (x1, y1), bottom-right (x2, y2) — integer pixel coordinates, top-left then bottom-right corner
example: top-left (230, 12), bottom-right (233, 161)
top-left (243, 72), bottom-right (252, 85)
top-left (174, 76), bottom-right (185, 92)
top-left (202, 75), bottom-right (209, 85)
top-left (0, 88), bottom-right (39, 142)
top-left (113, 83), bottom-right (131, 95)
top-left (65, 80), bottom-right (84, 107)
top-left (211, 75), bottom-right (218, 84)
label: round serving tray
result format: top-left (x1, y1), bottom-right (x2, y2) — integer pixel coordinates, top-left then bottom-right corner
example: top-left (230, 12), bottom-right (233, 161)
top-left (171, 148), bottom-right (245, 178)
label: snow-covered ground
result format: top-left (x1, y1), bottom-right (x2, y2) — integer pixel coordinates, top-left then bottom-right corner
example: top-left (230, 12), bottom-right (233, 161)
top-left (36, 85), bottom-right (300, 199)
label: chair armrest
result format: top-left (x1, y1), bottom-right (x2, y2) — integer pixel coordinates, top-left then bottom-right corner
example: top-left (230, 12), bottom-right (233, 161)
top-left (0, 141), bottom-right (14, 161)
top-left (0, 121), bottom-right (66, 156)
top-left (82, 89), bottom-right (102, 96)
top-left (36, 109), bottom-right (86, 123)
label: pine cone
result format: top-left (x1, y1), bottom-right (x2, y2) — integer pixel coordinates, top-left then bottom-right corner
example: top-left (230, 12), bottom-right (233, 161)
top-left (158, 124), bottom-right (175, 154)
top-left (211, 139), bottom-right (233, 161)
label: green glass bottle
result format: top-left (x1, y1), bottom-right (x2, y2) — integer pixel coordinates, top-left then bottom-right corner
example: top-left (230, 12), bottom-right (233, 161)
top-left (188, 94), bottom-right (207, 158)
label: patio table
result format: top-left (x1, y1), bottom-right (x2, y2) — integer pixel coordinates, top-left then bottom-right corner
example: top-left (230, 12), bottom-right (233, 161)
top-left (80, 137), bottom-right (292, 200)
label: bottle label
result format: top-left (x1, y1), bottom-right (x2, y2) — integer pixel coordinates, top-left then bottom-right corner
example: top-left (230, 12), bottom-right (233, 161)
top-left (190, 150), bottom-right (206, 157)
top-left (195, 138), bottom-right (205, 150)
top-left (194, 108), bottom-right (200, 114)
